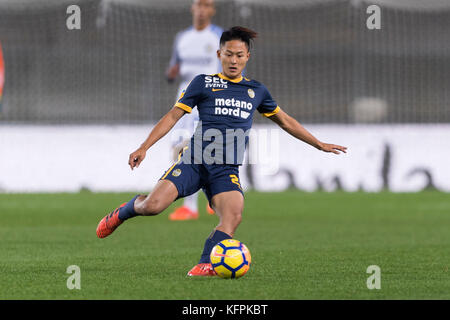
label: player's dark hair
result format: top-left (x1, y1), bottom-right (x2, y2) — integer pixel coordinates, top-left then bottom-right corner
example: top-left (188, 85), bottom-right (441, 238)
top-left (220, 26), bottom-right (258, 51)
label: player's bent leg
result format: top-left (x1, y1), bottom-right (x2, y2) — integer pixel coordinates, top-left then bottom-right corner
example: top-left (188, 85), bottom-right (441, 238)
top-left (135, 179), bottom-right (179, 216)
top-left (96, 180), bottom-right (178, 239)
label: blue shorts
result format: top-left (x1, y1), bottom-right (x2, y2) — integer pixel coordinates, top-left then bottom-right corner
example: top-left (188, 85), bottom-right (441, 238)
top-left (159, 157), bottom-right (244, 205)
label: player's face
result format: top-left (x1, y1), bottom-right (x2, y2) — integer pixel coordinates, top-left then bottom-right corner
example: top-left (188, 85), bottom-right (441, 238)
top-left (217, 40), bottom-right (250, 79)
top-left (191, 0), bottom-right (215, 25)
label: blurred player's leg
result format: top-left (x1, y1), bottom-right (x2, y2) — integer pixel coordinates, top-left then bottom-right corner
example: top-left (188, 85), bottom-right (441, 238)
top-left (184, 192), bottom-right (198, 213)
top-left (169, 193), bottom-right (199, 221)
top-left (206, 203), bottom-right (214, 215)
top-left (168, 97), bottom-right (204, 221)
top-left (168, 136), bottom-right (201, 221)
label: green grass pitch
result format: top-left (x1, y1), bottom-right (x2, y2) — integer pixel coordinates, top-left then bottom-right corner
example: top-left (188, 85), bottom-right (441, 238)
top-left (0, 191), bottom-right (449, 299)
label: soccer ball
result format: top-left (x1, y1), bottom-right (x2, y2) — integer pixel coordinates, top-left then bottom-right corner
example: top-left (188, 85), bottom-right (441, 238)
top-left (210, 239), bottom-right (251, 279)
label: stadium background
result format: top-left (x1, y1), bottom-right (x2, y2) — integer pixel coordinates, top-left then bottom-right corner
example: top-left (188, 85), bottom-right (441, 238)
top-left (0, 0), bottom-right (449, 193)
top-left (0, 0), bottom-right (449, 124)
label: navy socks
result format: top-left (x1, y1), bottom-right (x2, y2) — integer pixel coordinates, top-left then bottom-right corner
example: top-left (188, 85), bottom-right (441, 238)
top-left (118, 195), bottom-right (139, 221)
top-left (199, 229), bottom-right (232, 264)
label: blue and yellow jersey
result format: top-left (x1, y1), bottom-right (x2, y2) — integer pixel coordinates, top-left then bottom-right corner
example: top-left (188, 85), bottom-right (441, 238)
top-left (174, 73), bottom-right (280, 165)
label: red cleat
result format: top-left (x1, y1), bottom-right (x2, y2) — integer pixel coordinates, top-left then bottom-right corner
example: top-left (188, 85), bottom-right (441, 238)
top-left (206, 203), bottom-right (215, 215)
top-left (169, 206), bottom-right (199, 221)
top-left (187, 263), bottom-right (216, 277)
top-left (96, 203), bottom-right (126, 238)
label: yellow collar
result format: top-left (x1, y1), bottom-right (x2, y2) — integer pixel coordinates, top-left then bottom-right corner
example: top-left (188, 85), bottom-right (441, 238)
top-left (218, 73), bottom-right (243, 83)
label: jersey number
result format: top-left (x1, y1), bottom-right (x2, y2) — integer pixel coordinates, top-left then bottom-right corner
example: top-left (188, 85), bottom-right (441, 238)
top-left (229, 174), bottom-right (242, 190)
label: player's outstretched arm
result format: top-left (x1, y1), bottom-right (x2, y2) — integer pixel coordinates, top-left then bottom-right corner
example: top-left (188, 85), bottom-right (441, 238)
top-left (128, 106), bottom-right (186, 170)
top-left (268, 109), bottom-right (347, 154)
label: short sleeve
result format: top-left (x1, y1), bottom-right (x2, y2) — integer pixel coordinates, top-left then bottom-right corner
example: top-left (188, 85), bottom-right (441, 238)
top-left (174, 75), bottom-right (203, 113)
top-left (257, 86), bottom-right (280, 117)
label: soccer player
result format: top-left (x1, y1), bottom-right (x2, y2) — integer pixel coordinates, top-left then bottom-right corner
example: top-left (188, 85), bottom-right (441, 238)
top-left (166, 0), bottom-right (222, 220)
top-left (96, 26), bottom-right (347, 276)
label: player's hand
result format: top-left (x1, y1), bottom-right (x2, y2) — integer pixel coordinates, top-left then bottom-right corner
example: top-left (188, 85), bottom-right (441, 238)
top-left (129, 147), bottom-right (147, 170)
top-left (166, 64), bottom-right (180, 83)
top-left (319, 143), bottom-right (347, 155)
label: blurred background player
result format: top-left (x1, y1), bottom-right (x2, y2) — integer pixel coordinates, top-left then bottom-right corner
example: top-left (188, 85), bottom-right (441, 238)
top-left (0, 41), bottom-right (4, 113)
top-left (166, 0), bottom-right (222, 221)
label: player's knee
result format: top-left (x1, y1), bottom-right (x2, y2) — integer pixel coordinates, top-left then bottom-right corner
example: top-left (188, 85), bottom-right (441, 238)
top-left (224, 210), bottom-right (242, 227)
top-left (141, 197), bottom-right (165, 216)
top-left (234, 211), bottom-right (242, 226)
